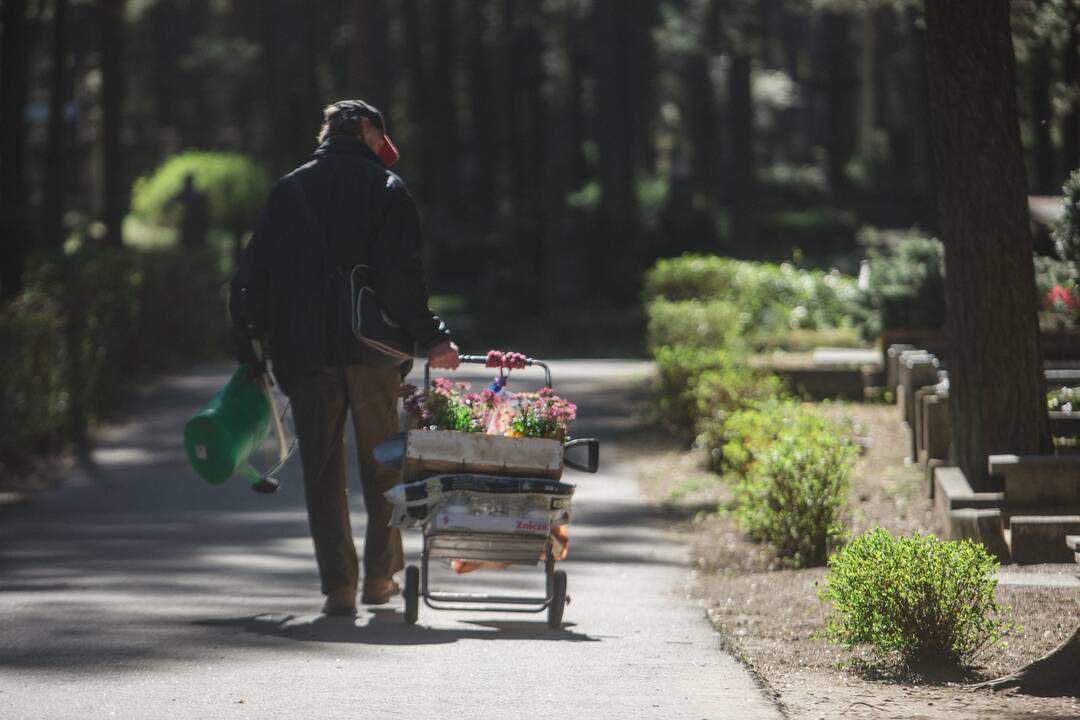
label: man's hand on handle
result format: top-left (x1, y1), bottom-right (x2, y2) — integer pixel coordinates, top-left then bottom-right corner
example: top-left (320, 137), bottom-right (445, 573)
top-left (427, 340), bottom-right (460, 370)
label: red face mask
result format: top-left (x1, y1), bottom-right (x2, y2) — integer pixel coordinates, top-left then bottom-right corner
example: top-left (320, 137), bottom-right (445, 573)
top-left (378, 134), bottom-right (401, 168)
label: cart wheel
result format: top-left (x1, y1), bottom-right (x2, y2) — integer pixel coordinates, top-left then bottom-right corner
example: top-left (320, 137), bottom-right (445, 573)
top-left (548, 570), bottom-right (567, 629)
top-left (404, 565), bottom-right (419, 625)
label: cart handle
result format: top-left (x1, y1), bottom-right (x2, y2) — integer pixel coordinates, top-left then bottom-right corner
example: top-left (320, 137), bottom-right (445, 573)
top-left (424, 354), bottom-right (553, 392)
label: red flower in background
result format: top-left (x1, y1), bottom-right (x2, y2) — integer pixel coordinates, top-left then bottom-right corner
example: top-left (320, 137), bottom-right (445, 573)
top-left (1045, 285), bottom-right (1079, 311)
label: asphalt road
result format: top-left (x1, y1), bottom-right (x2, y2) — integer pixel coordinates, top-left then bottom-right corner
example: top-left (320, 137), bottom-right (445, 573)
top-left (0, 360), bottom-right (781, 720)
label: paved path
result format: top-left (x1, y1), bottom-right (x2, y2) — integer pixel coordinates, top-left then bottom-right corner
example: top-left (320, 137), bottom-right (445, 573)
top-left (0, 361), bottom-right (781, 720)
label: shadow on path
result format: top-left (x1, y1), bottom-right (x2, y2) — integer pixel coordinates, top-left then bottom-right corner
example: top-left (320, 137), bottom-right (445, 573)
top-left (195, 610), bottom-right (599, 646)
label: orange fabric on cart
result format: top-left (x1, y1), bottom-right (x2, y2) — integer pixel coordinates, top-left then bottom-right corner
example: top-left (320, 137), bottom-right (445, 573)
top-left (450, 526), bottom-right (570, 575)
top-left (451, 560), bottom-right (513, 574)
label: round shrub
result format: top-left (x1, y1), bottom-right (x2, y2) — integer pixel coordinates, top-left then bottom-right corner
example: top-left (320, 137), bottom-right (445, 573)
top-left (646, 298), bottom-right (746, 352)
top-left (713, 400), bottom-right (832, 477)
top-left (733, 416), bottom-right (857, 566)
top-left (653, 346), bottom-right (742, 434)
top-left (131, 151), bottom-right (272, 233)
top-left (820, 528), bottom-right (1015, 666)
top-left (864, 236), bottom-right (945, 331)
top-left (643, 255), bottom-right (738, 302)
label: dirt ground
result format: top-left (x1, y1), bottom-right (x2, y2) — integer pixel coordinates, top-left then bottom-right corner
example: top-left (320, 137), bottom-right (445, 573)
top-left (639, 403), bottom-right (1080, 720)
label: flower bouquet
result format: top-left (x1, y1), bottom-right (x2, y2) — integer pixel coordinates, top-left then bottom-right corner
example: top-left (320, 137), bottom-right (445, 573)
top-left (1040, 283), bottom-right (1080, 331)
top-left (402, 350), bottom-right (577, 441)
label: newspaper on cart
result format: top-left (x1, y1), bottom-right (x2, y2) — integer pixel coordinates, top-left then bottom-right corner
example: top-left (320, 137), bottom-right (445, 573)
top-left (385, 473), bottom-right (575, 535)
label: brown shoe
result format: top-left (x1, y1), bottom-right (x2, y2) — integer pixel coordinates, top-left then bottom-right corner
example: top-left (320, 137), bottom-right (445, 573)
top-left (361, 578), bottom-right (401, 605)
top-left (321, 588), bottom-right (357, 617)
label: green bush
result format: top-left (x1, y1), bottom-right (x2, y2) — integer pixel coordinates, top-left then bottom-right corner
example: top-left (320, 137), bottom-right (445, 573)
top-left (820, 528), bottom-right (1015, 666)
top-left (644, 255), bottom-right (868, 349)
top-left (708, 400), bottom-right (844, 478)
top-left (30, 249), bottom-right (144, 425)
top-left (131, 151), bottom-right (272, 233)
top-left (646, 298), bottom-right (746, 352)
top-left (644, 255), bottom-right (738, 302)
top-left (694, 378), bottom-right (787, 471)
top-left (735, 421), bottom-right (856, 566)
top-left (864, 235), bottom-right (945, 331)
top-left (654, 346), bottom-right (732, 433)
top-left (1052, 169), bottom-right (1080, 272)
top-left (1, 247), bottom-right (229, 474)
top-left (654, 345), bottom-right (778, 434)
top-left (128, 249), bottom-right (229, 371)
top-left (0, 292), bottom-right (68, 470)
top-left (1033, 255), bottom-right (1078, 298)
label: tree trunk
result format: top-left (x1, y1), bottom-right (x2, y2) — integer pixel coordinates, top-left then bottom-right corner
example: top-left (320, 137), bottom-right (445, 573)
top-left (261, 1), bottom-right (320, 177)
top-left (1063, 7), bottom-right (1079, 179)
top-left (592, 0), bottom-right (640, 299)
top-left (1030, 39), bottom-right (1055, 194)
top-left (923, 0), bottom-right (1052, 490)
top-left (42, 0), bottom-right (72, 251)
top-left (431, 0), bottom-right (459, 219)
top-left (1, 0), bottom-right (32, 300)
top-left (347, 0), bottom-right (391, 110)
top-left (728, 51), bottom-right (756, 256)
top-left (99, 0), bottom-right (127, 248)
top-left (684, 0), bottom-right (720, 196)
top-left (401, 0), bottom-right (431, 205)
top-left (466, 0), bottom-right (496, 230)
top-left (821, 9), bottom-right (857, 198)
top-left (977, 623), bottom-right (1080, 694)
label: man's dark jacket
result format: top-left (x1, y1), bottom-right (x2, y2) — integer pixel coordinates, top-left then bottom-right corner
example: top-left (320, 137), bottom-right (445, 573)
top-left (230, 135), bottom-right (449, 393)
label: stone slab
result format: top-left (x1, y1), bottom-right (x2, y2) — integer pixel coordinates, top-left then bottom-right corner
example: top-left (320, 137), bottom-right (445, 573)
top-left (989, 454), bottom-right (1080, 507)
top-left (1009, 515), bottom-right (1080, 564)
top-left (996, 570), bottom-right (1080, 588)
top-left (811, 347), bottom-right (882, 368)
top-left (885, 344), bottom-right (917, 395)
top-left (898, 353), bottom-right (939, 459)
top-left (922, 393), bottom-right (950, 461)
top-left (948, 508), bottom-right (1010, 562)
top-left (925, 458), bottom-right (946, 499)
top-left (933, 466), bottom-right (1006, 546)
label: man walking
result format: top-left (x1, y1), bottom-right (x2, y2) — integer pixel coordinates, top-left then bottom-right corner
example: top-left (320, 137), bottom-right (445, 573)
top-left (231, 100), bottom-right (459, 616)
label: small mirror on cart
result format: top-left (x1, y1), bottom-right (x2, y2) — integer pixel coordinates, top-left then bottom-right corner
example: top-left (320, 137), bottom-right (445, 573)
top-left (563, 438), bottom-right (599, 473)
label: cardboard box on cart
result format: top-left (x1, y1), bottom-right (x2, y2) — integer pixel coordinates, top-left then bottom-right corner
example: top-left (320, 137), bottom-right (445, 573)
top-left (401, 429), bottom-right (565, 482)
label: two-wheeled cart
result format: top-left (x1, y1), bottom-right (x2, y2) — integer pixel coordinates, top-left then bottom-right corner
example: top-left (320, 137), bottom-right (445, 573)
top-left (380, 355), bottom-right (599, 629)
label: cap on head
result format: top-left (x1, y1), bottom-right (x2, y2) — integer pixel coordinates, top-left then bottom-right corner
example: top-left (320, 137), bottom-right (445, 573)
top-left (319, 99), bottom-right (386, 143)
top-left (331, 99), bottom-right (386, 132)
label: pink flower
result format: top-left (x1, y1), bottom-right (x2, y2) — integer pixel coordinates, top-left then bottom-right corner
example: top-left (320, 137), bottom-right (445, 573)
top-left (1045, 285), bottom-right (1078, 311)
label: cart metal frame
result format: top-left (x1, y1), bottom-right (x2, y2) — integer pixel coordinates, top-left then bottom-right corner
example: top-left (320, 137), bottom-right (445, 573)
top-left (403, 355), bottom-right (578, 628)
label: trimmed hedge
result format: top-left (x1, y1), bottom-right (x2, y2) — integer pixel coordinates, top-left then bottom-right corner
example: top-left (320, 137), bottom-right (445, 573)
top-left (644, 254), bottom-right (869, 350)
top-left (0, 292), bottom-right (69, 465)
top-left (1, 247), bottom-right (228, 475)
top-left (653, 346), bottom-right (780, 435)
top-left (646, 298), bottom-right (746, 353)
top-left (131, 151), bottom-right (272, 233)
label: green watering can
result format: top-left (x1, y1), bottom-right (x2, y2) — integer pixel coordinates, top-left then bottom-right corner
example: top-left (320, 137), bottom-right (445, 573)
top-left (183, 366), bottom-right (295, 493)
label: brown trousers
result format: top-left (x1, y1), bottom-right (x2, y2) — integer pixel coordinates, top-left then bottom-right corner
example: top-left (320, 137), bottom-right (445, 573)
top-left (286, 365), bottom-right (403, 595)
